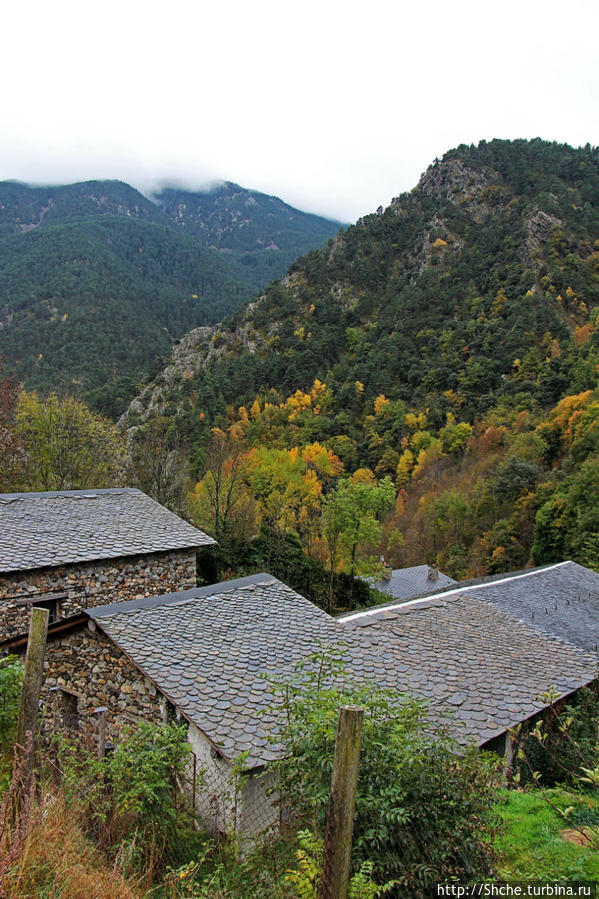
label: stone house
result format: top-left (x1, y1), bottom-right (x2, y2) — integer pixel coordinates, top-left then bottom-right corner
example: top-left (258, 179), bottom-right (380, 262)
top-left (0, 488), bottom-right (215, 641)
top-left (2, 570), bottom-right (597, 839)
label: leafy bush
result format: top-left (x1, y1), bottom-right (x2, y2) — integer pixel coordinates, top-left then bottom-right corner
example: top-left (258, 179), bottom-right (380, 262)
top-left (52, 719), bottom-right (196, 875)
top-left (284, 830), bottom-right (397, 898)
top-left (514, 685), bottom-right (599, 787)
top-left (269, 650), bottom-right (501, 896)
top-left (0, 655), bottom-right (23, 782)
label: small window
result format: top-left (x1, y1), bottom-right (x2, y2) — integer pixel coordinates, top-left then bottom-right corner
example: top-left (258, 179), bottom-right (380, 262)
top-left (32, 597), bottom-right (59, 624)
top-left (15, 591), bottom-right (67, 624)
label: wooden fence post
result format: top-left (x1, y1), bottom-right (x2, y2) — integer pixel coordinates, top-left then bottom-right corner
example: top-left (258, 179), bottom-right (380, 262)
top-left (320, 705), bottom-right (364, 899)
top-left (93, 706), bottom-right (108, 762)
top-left (15, 607), bottom-right (50, 796)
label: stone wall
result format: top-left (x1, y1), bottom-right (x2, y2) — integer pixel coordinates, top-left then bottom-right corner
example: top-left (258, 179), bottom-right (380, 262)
top-left (37, 624), bottom-right (164, 745)
top-left (0, 548), bottom-right (197, 641)
top-left (20, 620), bottom-right (278, 841)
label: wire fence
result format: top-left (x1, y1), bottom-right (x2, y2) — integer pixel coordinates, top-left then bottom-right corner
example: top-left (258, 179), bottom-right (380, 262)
top-left (15, 714), bottom-right (282, 848)
top-left (177, 749), bottom-right (279, 842)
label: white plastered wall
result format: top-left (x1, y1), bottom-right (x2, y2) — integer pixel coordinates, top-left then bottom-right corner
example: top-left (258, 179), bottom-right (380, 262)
top-left (185, 723), bottom-right (279, 841)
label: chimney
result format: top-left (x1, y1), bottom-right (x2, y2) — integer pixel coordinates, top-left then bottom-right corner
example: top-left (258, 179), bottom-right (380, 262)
top-left (427, 564), bottom-right (439, 582)
top-left (380, 556), bottom-right (392, 581)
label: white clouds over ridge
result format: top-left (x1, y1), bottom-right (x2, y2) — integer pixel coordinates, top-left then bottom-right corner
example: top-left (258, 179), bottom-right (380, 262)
top-left (2, 0), bottom-right (597, 221)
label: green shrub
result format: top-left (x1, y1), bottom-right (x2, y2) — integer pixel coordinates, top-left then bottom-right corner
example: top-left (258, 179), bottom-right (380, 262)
top-left (52, 719), bottom-right (197, 875)
top-left (514, 685), bottom-right (599, 787)
top-left (284, 830), bottom-right (397, 898)
top-left (0, 655), bottom-right (23, 751)
top-left (269, 649), bottom-right (501, 896)
top-left (0, 654), bottom-right (23, 787)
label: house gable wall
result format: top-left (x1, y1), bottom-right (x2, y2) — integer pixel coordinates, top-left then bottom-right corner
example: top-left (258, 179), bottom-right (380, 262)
top-left (0, 548), bottom-right (197, 641)
top-left (23, 621), bottom-right (279, 841)
top-left (186, 723), bottom-right (279, 841)
top-left (34, 624), bottom-right (164, 744)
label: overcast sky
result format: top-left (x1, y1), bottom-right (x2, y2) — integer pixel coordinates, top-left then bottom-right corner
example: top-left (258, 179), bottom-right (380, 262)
top-left (2, 0), bottom-right (597, 223)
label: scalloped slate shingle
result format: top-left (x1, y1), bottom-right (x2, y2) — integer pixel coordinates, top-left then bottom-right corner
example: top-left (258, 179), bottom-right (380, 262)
top-left (344, 593), bottom-right (598, 745)
top-left (464, 562), bottom-right (599, 655)
top-left (87, 573), bottom-right (598, 767)
top-left (0, 488), bottom-right (215, 573)
top-left (351, 562), bottom-right (599, 656)
top-left (89, 575), bottom-right (346, 767)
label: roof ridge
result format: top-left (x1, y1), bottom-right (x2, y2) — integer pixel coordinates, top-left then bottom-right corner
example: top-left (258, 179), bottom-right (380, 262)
top-left (0, 488), bottom-right (216, 572)
top-left (87, 573), bottom-right (279, 619)
top-left (0, 487), bottom-right (140, 500)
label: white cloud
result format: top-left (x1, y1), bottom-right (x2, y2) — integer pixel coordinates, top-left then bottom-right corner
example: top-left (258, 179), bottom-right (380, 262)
top-left (1, 0), bottom-right (597, 221)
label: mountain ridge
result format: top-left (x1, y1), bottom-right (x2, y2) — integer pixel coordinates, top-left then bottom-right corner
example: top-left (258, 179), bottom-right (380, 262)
top-left (116, 138), bottom-right (599, 581)
top-left (0, 178), bottom-right (342, 416)
top-left (120, 138), bottom-right (599, 446)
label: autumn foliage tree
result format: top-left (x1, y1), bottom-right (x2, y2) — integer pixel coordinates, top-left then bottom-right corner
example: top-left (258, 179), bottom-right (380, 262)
top-left (15, 391), bottom-right (127, 491)
top-left (128, 416), bottom-right (190, 514)
top-left (191, 427), bottom-right (254, 551)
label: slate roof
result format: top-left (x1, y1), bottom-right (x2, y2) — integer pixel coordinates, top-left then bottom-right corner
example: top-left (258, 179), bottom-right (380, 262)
top-left (0, 488), bottom-right (215, 573)
top-left (350, 561), bottom-right (599, 656)
top-left (367, 564), bottom-right (456, 601)
top-left (462, 561), bottom-right (599, 656)
top-left (88, 574), bottom-right (346, 767)
top-left (85, 572), bottom-right (598, 768)
top-left (343, 593), bottom-right (598, 745)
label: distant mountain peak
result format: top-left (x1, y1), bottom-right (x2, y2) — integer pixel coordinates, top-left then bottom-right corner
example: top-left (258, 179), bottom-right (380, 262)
top-left (0, 176), bottom-right (342, 415)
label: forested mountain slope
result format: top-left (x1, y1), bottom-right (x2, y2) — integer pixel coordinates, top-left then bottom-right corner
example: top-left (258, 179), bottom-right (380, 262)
top-left (122, 139), bottom-right (599, 580)
top-left (126, 139), bottom-right (599, 428)
top-left (153, 182), bottom-right (341, 253)
top-left (0, 180), bottom-right (341, 416)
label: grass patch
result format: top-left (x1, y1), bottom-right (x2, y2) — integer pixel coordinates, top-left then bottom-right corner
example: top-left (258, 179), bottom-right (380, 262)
top-left (1, 791), bottom-right (144, 898)
top-left (494, 788), bottom-right (599, 882)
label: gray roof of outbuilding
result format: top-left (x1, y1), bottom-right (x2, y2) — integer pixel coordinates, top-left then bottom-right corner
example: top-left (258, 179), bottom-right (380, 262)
top-left (344, 592), bottom-right (598, 746)
top-left (463, 561), bottom-right (599, 655)
top-left (0, 488), bottom-right (215, 573)
top-left (89, 574), bottom-right (346, 767)
top-left (349, 561), bottom-right (599, 656)
top-left (86, 572), bottom-right (598, 768)
top-left (367, 564), bottom-right (456, 600)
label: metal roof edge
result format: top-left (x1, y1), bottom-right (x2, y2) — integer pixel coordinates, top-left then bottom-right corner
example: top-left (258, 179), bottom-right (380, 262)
top-left (340, 561), bottom-right (574, 622)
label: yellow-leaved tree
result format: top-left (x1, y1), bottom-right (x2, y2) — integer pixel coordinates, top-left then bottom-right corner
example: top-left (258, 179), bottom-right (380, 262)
top-left (15, 391), bottom-right (127, 491)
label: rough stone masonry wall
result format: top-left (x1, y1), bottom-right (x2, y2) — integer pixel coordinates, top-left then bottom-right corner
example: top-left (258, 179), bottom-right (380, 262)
top-left (0, 548), bottom-right (197, 640)
top-left (36, 624), bottom-right (164, 746)
top-left (28, 624), bottom-right (278, 841)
